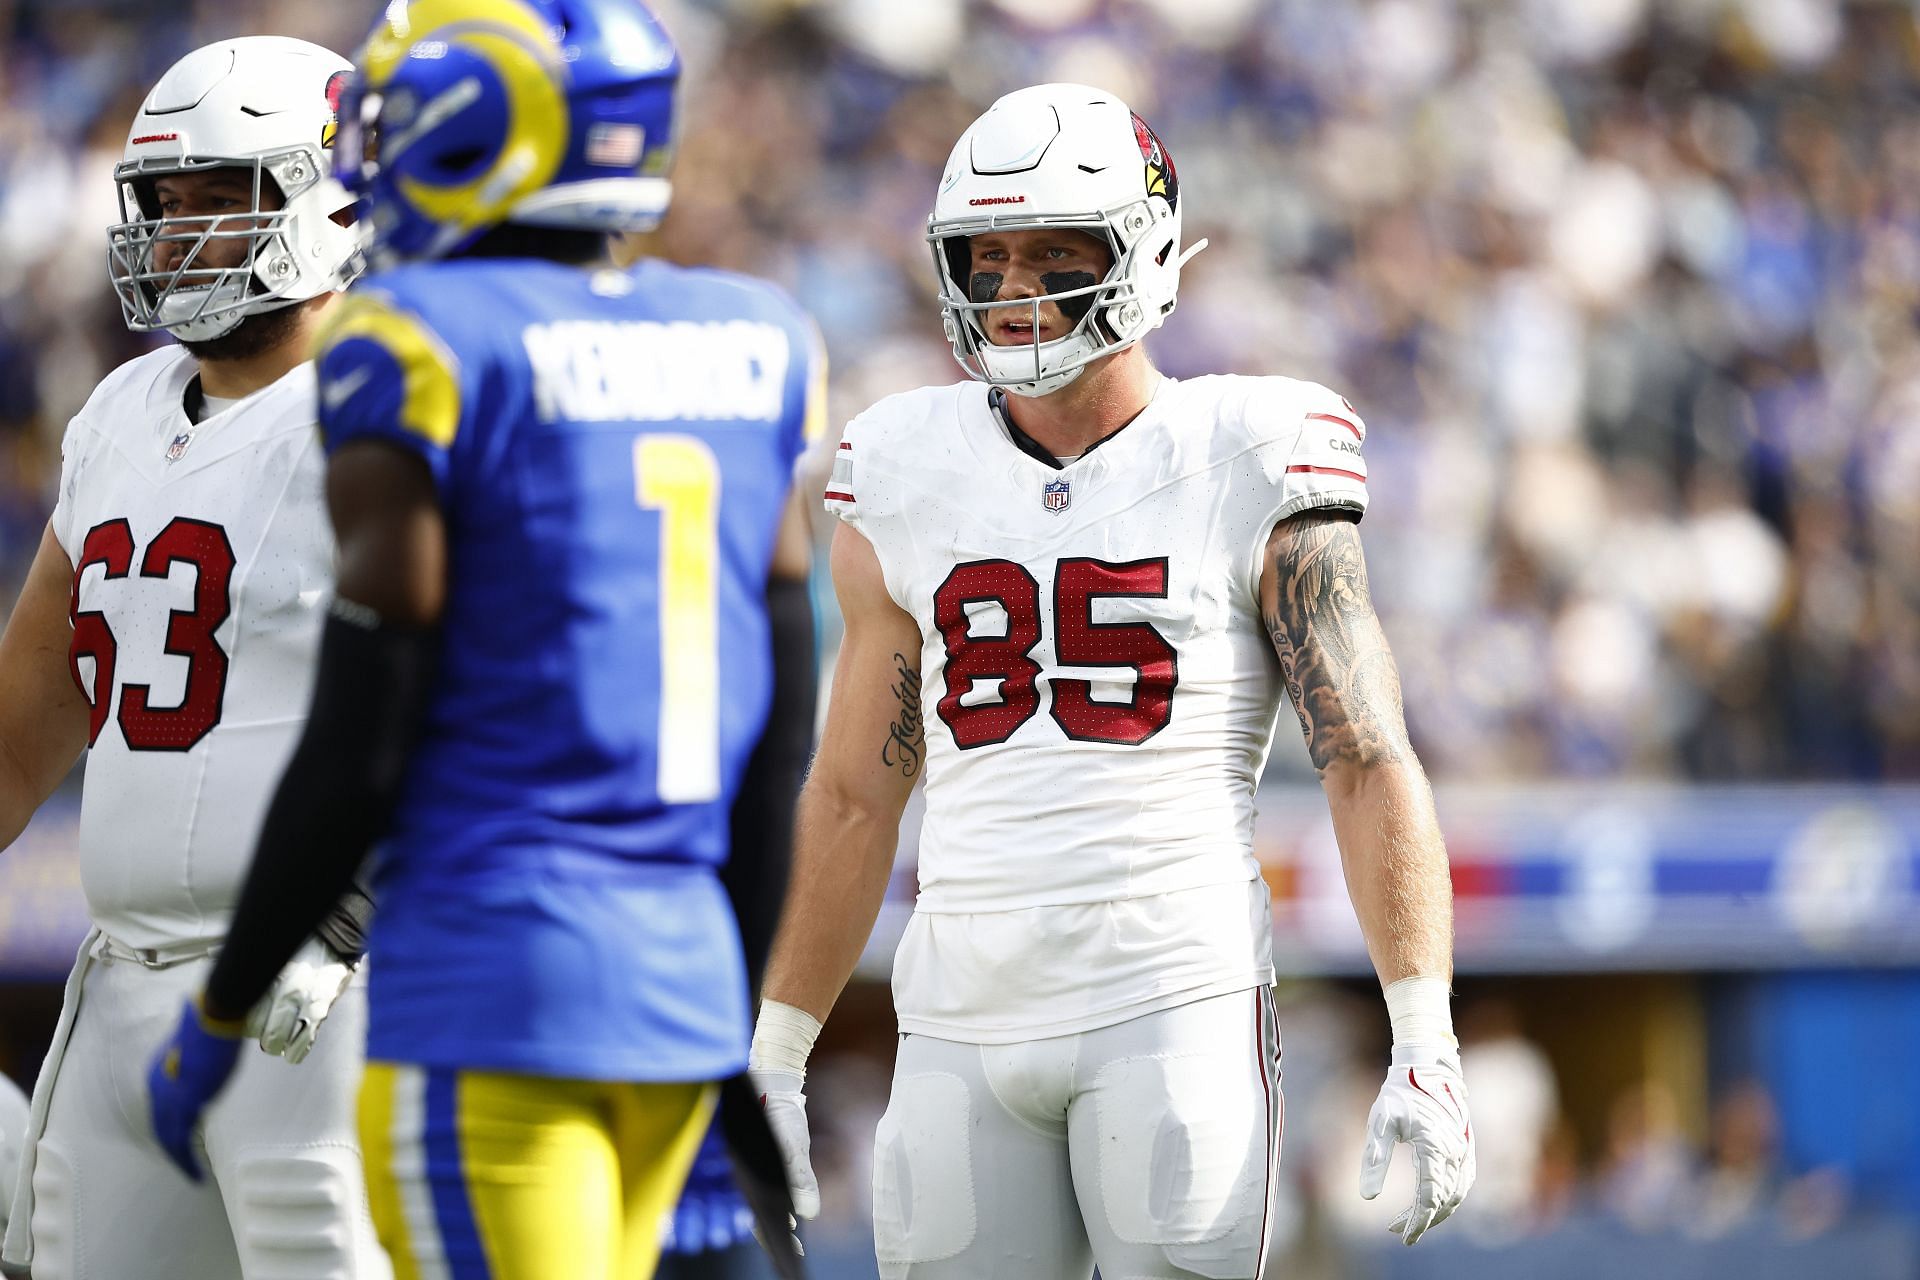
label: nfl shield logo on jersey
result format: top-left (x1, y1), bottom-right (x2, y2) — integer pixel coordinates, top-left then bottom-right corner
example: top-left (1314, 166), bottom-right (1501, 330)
top-left (1042, 477), bottom-right (1071, 514)
top-left (165, 429), bottom-right (194, 462)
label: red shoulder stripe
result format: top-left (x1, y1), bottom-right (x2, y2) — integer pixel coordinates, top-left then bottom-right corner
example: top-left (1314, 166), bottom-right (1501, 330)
top-left (1306, 411), bottom-right (1363, 440)
top-left (1286, 464), bottom-right (1366, 483)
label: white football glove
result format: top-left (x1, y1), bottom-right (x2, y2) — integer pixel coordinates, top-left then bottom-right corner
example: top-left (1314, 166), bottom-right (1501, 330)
top-left (1359, 1046), bottom-right (1477, 1245)
top-left (245, 938), bottom-right (355, 1064)
top-left (749, 1067), bottom-right (821, 1221)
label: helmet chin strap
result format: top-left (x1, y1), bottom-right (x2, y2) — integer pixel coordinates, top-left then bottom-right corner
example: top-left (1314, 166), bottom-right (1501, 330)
top-left (157, 279), bottom-right (251, 341)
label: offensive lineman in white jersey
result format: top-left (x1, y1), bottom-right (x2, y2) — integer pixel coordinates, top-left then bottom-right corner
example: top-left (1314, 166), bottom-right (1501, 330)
top-left (751, 84), bottom-right (1478, 1278)
top-left (0, 38), bottom-right (388, 1280)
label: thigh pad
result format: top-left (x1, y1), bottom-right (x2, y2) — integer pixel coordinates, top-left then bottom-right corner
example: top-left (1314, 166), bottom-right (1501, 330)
top-left (1090, 1050), bottom-right (1269, 1277)
top-left (225, 1149), bottom-right (369, 1280)
top-left (872, 1071), bottom-right (976, 1271)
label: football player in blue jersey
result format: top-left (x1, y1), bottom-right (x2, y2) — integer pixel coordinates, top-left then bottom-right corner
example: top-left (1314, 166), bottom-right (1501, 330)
top-left (142, 2), bottom-right (820, 1276)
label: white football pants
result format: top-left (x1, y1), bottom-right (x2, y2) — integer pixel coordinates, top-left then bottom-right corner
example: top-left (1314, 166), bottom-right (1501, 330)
top-left (22, 941), bottom-right (389, 1280)
top-left (872, 986), bottom-right (1282, 1280)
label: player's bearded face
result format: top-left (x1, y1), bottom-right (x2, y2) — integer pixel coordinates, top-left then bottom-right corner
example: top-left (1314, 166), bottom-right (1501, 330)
top-left (968, 229), bottom-right (1112, 347)
top-left (148, 167), bottom-right (286, 282)
top-left (148, 167), bottom-right (302, 363)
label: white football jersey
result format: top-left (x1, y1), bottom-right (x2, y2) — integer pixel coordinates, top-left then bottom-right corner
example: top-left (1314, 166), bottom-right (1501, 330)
top-left (828, 374), bottom-right (1371, 1039)
top-left (51, 347), bottom-right (331, 951)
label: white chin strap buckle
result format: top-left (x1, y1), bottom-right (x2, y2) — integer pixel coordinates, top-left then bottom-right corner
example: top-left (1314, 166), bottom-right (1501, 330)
top-left (156, 282), bottom-right (249, 341)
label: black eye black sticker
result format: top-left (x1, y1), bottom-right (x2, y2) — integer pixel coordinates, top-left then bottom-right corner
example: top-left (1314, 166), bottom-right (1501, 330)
top-left (1041, 271), bottom-right (1097, 322)
top-left (969, 272), bottom-right (1003, 305)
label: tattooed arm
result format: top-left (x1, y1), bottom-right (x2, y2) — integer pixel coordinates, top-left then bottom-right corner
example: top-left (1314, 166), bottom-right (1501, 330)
top-left (762, 523), bottom-right (926, 1022)
top-left (1259, 511), bottom-right (1453, 986)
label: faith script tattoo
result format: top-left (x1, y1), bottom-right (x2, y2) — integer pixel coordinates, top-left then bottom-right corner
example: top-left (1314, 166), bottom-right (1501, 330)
top-left (881, 652), bottom-right (924, 777)
top-left (1262, 513), bottom-right (1410, 773)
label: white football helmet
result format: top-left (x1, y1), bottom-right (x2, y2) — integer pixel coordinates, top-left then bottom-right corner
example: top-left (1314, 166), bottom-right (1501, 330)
top-left (107, 37), bottom-right (360, 343)
top-left (928, 83), bottom-right (1206, 397)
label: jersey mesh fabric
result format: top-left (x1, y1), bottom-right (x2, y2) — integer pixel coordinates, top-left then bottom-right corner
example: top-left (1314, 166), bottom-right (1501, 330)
top-left (827, 375), bottom-right (1367, 1037)
top-left (54, 349), bottom-right (331, 951)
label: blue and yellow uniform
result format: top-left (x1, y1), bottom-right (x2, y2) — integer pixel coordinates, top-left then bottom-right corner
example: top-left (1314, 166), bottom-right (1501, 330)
top-left (319, 258), bottom-right (817, 1079)
top-left (139, 1), bottom-right (818, 1274)
top-left (320, 257), bottom-right (820, 1277)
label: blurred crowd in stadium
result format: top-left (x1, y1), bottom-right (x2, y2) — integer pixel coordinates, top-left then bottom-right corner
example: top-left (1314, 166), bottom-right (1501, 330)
top-left (3, 0), bottom-right (1916, 786)
top-left (0, 0), bottom-right (1915, 1275)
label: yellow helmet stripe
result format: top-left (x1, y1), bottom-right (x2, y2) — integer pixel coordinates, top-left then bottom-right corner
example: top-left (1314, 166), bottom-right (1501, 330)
top-left (392, 26), bottom-right (567, 229)
top-left (359, 0), bottom-right (569, 238)
top-left (362, 0), bottom-right (555, 87)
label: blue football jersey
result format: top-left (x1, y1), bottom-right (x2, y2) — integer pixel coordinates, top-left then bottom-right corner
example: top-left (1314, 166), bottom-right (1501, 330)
top-left (314, 256), bottom-right (822, 1079)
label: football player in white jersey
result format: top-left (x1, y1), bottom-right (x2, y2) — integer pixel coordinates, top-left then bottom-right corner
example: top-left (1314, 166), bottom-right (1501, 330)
top-left (0, 37), bottom-right (389, 1280)
top-left (750, 84), bottom-right (1477, 1278)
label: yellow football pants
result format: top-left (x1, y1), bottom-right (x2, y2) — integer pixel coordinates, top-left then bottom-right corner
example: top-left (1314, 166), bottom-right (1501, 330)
top-left (359, 1061), bottom-right (714, 1280)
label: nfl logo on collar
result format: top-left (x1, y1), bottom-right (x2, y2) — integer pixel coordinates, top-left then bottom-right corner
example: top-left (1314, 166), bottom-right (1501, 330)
top-left (1043, 477), bottom-right (1071, 514)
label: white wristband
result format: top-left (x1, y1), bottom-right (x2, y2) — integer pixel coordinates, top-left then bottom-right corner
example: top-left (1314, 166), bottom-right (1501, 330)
top-left (1384, 975), bottom-right (1456, 1051)
top-left (749, 999), bottom-right (823, 1079)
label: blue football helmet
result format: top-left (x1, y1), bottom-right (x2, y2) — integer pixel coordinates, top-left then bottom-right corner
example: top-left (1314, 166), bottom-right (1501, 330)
top-left (336, 0), bottom-right (679, 268)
